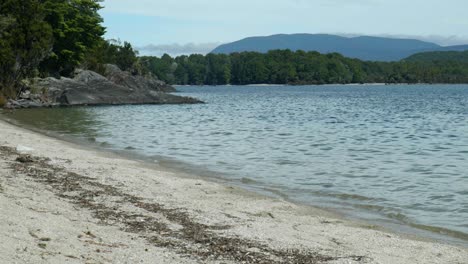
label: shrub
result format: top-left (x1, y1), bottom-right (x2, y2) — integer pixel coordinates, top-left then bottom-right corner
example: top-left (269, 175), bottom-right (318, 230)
top-left (0, 93), bottom-right (7, 107)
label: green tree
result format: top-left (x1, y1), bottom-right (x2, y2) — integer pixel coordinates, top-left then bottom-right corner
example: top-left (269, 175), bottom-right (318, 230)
top-left (85, 40), bottom-right (139, 73)
top-left (173, 56), bottom-right (189, 85)
top-left (0, 0), bottom-right (52, 96)
top-left (0, 15), bottom-right (13, 31)
top-left (142, 50), bottom-right (468, 86)
top-left (40, 0), bottom-right (105, 76)
top-left (205, 53), bottom-right (231, 85)
top-left (186, 54), bottom-right (206, 85)
top-left (115, 41), bottom-right (138, 71)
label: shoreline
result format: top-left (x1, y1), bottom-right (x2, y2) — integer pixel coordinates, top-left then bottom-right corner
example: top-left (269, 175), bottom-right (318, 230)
top-left (1, 119), bottom-right (467, 263)
top-left (175, 83), bottom-right (468, 87)
top-left (3, 111), bottom-right (467, 247)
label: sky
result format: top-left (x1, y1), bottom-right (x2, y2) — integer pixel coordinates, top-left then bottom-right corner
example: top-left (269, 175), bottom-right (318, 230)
top-left (99, 0), bottom-right (468, 56)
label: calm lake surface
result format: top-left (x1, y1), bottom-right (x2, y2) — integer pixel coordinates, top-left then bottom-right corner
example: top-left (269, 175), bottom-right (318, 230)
top-left (5, 85), bottom-right (468, 244)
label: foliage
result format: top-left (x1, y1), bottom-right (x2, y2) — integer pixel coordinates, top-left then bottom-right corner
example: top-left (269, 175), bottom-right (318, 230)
top-left (0, 15), bottom-right (14, 31)
top-left (39, 0), bottom-right (105, 76)
top-left (143, 50), bottom-right (468, 85)
top-left (0, 93), bottom-right (7, 107)
top-left (0, 0), bottom-right (108, 100)
top-left (0, 0), bottom-right (52, 96)
top-left (85, 40), bottom-right (139, 74)
top-left (114, 41), bottom-right (139, 71)
top-left (140, 54), bottom-right (178, 83)
top-left (405, 51), bottom-right (468, 63)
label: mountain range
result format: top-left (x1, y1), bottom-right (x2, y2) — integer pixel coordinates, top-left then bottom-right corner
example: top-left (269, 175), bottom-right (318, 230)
top-left (211, 34), bottom-right (468, 61)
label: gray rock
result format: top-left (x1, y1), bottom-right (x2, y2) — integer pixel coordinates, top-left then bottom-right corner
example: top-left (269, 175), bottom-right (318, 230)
top-left (7, 99), bottom-right (44, 109)
top-left (102, 64), bottom-right (176, 93)
top-left (18, 65), bottom-right (203, 107)
top-left (19, 91), bottom-right (31, 99)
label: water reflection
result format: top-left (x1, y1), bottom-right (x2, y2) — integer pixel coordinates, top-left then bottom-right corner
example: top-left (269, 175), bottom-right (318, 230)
top-left (5, 107), bottom-right (104, 139)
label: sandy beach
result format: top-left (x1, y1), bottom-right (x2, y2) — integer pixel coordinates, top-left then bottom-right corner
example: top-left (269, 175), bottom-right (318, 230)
top-left (0, 118), bottom-right (467, 264)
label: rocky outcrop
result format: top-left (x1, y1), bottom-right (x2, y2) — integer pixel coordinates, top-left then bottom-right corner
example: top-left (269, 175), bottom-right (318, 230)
top-left (103, 64), bottom-right (176, 93)
top-left (5, 65), bottom-right (201, 108)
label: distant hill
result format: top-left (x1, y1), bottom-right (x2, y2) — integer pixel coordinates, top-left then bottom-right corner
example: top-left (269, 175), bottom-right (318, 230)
top-left (405, 50), bottom-right (468, 63)
top-left (211, 34), bottom-right (468, 61)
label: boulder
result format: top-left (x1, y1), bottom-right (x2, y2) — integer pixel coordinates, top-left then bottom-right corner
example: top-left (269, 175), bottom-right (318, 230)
top-left (19, 90), bottom-right (31, 99)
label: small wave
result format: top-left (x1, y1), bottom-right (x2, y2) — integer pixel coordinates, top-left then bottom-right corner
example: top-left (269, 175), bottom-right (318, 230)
top-left (275, 159), bottom-right (300, 165)
top-left (429, 194), bottom-right (455, 201)
top-left (410, 223), bottom-right (468, 241)
top-left (334, 193), bottom-right (377, 201)
top-left (209, 131), bottom-right (234, 136)
top-left (99, 141), bottom-right (111, 147)
top-left (240, 177), bottom-right (258, 184)
top-left (386, 212), bottom-right (411, 222)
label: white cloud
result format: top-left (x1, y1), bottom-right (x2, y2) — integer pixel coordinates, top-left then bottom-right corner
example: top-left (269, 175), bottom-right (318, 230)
top-left (137, 42), bottom-right (220, 56)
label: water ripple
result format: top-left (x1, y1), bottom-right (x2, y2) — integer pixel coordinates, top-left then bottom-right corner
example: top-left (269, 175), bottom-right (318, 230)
top-left (6, 84), bottom-right (468, 243)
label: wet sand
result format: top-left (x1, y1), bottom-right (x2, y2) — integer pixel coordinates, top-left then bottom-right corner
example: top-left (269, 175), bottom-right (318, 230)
top-left (0, 119), bottom-right (467, 263)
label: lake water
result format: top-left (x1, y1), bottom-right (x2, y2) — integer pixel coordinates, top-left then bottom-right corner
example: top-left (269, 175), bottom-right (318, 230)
top-left (4, 85), bottom-right (468, 244)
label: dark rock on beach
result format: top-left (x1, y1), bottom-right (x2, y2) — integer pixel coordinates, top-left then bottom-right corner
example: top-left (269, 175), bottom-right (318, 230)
top-left (5, 65), bottom-right (202, 109)
top-left (7, 99), bottom-right (44, 109)
top-left (16, 154), bottom-right (35, 163)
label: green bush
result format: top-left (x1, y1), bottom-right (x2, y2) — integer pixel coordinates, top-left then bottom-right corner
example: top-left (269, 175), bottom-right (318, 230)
top-left (0, 93), bottom-right (7, 107)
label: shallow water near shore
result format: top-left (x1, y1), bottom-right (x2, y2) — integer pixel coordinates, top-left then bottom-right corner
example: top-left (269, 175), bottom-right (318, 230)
top-left (3, 84), bottom-right (468, 245)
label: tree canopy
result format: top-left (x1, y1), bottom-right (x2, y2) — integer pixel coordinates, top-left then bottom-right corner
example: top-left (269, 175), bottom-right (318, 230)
top-left (0, 0), bottom-right (53, 97)
top-left (0, 0), bottom-right (119, 104)
top-left (405, 51), bottom-right (468, 63)
top-left (39, 0), bottom-right (105, 76)
top-left (142, 50), bottom-right (468, 86)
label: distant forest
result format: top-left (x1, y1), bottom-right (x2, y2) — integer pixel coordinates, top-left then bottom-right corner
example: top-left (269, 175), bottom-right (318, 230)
top-left (142, 50), bottom-right (468, 85)
top-left (2, 1), bottom-right (468, 108)
top-left (405, 51), bottom-right (468, 63)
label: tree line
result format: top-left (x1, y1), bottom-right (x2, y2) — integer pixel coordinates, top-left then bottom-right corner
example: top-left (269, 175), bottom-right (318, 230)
top-left (405, 50), bottom-right (468, 63)
top-left (0, 0), bottom-right (139, 105)
top-left (1, 1), bottom-right (468, 107)
top-left (142, 50), bottom-right (468, 86)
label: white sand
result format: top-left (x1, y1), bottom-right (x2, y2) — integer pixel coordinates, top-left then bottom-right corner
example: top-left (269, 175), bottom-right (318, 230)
top-left (0, 119), bottom-right (467, 264)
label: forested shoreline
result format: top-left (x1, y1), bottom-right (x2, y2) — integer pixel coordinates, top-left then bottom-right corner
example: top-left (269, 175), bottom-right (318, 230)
top-left (1, 1), bottom-right (468, 108)
top-left (0, 0), bottom-right (140, 106)
top-left (142, 50), bottom-right (468, 86)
